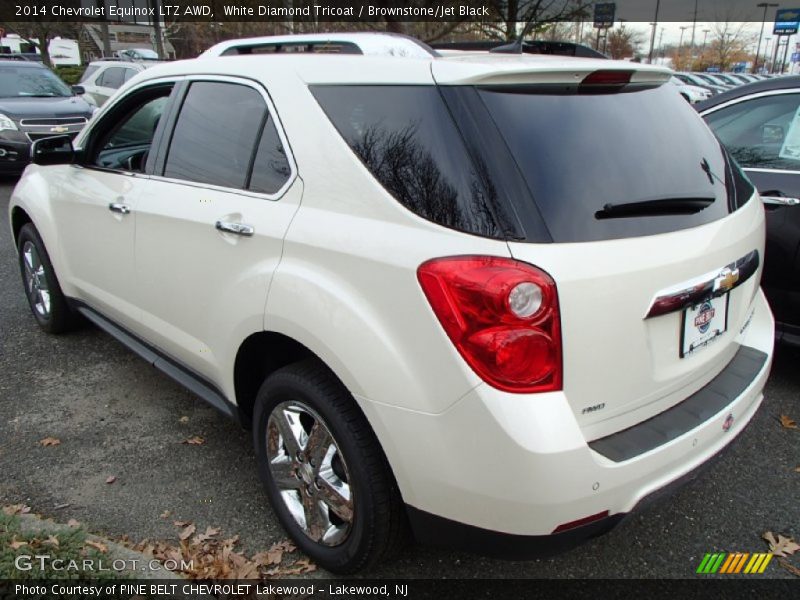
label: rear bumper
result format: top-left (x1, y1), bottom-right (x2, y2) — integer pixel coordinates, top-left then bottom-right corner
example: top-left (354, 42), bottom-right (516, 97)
top-left (364, 288), bottom-right (773, 552)
top-left (406, 418), bottom-right (743, 559)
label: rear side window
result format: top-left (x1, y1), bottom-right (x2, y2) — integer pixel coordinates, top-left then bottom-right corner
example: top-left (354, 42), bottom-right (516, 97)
top-left (312, 85), bottom-right (502, 238)
top-left (478, 84), bottom-right (745, 242)
top-left (98, 67), bottom-right (125, 89)
top-left (164, 81), bottom-right (266, 189)
top-left (248, 117), bottom-right (292, 194)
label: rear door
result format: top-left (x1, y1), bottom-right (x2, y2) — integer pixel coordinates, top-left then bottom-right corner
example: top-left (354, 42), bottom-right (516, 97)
top-left (134, 77), bottom-right (301, 384)
top-left (702, 88), bottom-right (800, 333)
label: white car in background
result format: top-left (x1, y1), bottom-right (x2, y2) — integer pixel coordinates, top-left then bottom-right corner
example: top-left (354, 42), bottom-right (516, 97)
top-left (671, 76), bottom-right (712, 103)
top-left (9, 33), bottom-right (773, 573)
top-left (77, 59), bottom-right (160, 106)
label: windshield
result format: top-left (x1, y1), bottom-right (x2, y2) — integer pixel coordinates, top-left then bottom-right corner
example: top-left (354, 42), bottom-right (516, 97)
top-left (0, 67), bottom-right (72, 98)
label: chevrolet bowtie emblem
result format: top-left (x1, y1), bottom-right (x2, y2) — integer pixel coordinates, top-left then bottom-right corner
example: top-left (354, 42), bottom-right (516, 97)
top-left (50, 126), bottom-right (68, 133)
top-left (714, 268), bottom-right (740, 293)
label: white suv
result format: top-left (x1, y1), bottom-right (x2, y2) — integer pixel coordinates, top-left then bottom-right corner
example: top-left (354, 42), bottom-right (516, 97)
top-left (78, 59), bottom-right (159, 107)
top-left (9, 33), bottom-right (774, 573)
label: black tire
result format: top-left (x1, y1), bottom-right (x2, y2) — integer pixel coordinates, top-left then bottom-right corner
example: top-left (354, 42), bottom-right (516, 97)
top-left (253, 359), bottom-right (408, 573)
top-left (17, 223), bottom-right (79, 334)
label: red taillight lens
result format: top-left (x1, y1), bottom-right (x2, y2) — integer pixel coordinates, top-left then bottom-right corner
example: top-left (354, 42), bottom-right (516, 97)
top-left (417, 256), bottom-right (562, 393)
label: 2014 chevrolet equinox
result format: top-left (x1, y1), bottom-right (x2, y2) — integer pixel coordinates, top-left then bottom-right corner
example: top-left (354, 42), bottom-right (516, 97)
top-left (8, 33), bottom-right (774, 573)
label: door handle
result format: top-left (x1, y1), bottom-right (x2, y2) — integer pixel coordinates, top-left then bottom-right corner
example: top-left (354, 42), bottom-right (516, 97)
top-left (108, 202), bottom-right (131, 214)
top-left (761, 196), bottom-right (800, 206)
top-left (215, 221), bottom-right (254, 236)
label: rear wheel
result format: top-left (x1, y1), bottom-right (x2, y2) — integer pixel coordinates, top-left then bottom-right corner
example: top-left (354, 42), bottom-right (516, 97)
top-left (17, 223), bottom-right (79, 334)
top-left (253, 359), bottom-right (407, 573)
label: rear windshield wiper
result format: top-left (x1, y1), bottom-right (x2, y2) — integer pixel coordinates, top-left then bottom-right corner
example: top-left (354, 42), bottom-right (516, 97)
top-left (595, 198), bottom-right (715, 219)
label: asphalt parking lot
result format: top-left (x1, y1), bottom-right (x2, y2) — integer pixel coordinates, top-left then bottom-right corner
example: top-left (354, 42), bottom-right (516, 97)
top-left (0, 178), bottom-right (798, 579)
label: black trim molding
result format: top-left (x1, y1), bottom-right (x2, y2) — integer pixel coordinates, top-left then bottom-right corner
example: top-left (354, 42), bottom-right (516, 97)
top-left (589, 345), bottom-right (767, 462)
top-left (72, 301), bottom-right (238, 421)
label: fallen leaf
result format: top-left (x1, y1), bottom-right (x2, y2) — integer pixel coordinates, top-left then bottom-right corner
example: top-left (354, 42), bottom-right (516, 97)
top-left (179, 416), bottom-right (189, 424)
top-left (2, 504), bottom-right (31, 516)
top-left (780, 415), bottom-right (798, 429)
top-left (39, 437), bottom-right (61, 447)
top-left (105, 476), bottom-right (117, 484)
top-left (160, 510), bottom-right (171, 519)
top-left (85, 539), bottom-right (108, 553)
top-left (183, 436), bottom-right (205, 445)
top-left (173, 520), bottom-right (190, 528)
top-left (43, 535), bottom-right (60, 547)
top-left (67, 518), bottom-right (80, 527)
top-left (178, 523), bottom-right (196, 541)
top-left (9, 537), bottom-right (27, 550)
top-left (253, 548), bottom-right (282, 566)
top-left (763, 531), bottom-right (800, 557)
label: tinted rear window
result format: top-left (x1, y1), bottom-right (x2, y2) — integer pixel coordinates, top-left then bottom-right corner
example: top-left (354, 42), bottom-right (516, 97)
top-left (478, 85), bottom-right (746, 242)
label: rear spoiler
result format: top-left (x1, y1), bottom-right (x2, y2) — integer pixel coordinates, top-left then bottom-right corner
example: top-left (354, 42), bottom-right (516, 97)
top-left (431, 40), bottom-right (607, 59)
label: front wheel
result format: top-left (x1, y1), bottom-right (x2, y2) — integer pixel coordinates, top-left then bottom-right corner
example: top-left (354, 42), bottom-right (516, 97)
top-left (253, 359), bottom-right (407, 573)
top-left (17, 223), bottom-right (79, 334)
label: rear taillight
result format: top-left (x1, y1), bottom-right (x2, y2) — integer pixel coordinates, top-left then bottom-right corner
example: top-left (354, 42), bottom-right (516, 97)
top-left (417, 256), bottom-right (562, 393)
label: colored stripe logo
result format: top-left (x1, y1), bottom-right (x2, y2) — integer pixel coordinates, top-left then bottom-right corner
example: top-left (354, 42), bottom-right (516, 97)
top-left (696, 552), bottom-right (773, 574)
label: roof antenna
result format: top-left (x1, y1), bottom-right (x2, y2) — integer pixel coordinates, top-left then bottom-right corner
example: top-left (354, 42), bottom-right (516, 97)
top-left (490, 18), bottom-right (538, 54)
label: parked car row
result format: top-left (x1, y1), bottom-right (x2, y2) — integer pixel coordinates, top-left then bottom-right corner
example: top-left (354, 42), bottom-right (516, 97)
top-left (6, 33), bottom-right (776, 573)
top-left (675, 71), bottom-right (780, 96)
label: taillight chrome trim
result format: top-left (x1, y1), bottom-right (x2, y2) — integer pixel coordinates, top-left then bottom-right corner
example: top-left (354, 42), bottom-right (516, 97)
top-left (644, 250), bottom-right (759, 319)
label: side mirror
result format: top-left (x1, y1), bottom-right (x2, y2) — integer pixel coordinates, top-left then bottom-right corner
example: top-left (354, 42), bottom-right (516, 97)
top-left (31, 135), bottom-right (75, 166)
top-left (71, 85), bottom-right (85, 95)
top-left (762, 124), bottom-right (784, 144)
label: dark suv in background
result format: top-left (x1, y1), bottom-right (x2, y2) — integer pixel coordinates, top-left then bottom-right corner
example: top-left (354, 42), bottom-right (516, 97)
top-left (0, 60), bottom-right (95, 175)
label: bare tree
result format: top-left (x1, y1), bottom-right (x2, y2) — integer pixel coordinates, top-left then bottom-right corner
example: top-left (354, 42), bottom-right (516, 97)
top-left (605, 24), bottom-right (643, 59)
top-left (706, 21), bottom-right (755, 71)
top-left (483, 0), bottom-right (592, 42)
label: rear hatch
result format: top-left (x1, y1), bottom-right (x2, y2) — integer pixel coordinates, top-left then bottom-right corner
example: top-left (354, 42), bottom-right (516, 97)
top-left (433, 57), bottom-right (764, 439)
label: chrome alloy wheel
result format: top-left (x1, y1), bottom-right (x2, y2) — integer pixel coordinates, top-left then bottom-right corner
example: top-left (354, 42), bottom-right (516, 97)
top-left (267, 401), bottom-right (354, 546)
top-left (22, 241), bottom-right (51, 318)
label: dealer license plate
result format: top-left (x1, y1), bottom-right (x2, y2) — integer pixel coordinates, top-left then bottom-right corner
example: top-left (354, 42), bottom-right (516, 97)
top-left (681, 295), bottom-right (729, 357)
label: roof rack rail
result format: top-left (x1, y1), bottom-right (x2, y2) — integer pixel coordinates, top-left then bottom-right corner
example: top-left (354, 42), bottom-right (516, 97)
top-left (200, 33), bottom-right (439, 59)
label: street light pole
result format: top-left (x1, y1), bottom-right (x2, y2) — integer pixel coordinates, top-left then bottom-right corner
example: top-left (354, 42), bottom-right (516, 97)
top-left (754, 3), bottom-right (779, 73)
top-left (648, 0), bottom-right (661, 64)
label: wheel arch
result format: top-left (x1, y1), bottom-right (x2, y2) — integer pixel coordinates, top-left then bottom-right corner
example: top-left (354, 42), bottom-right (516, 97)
top-left (232, 328), bottom-right (414, 503)
top-left (10, 205), bottom-right (33, 248)
top-left (233, 330), bottom-right (318, 428)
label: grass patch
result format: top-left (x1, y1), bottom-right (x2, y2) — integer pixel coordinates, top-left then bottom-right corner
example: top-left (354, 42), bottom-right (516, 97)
top-left (54, 65), bottom-right (85, 86)
top-left (0, 513), bottom-right (120, 580)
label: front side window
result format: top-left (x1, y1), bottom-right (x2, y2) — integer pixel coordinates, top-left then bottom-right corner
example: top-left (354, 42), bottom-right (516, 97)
top-left (704, 92), bottom-right (800, 171)
top-left (80, 65), bottom-right (100, 84)
top-left (163, 81), bottom-right (268, 189)
top-left (90, 86), bottom-right (173, 172)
